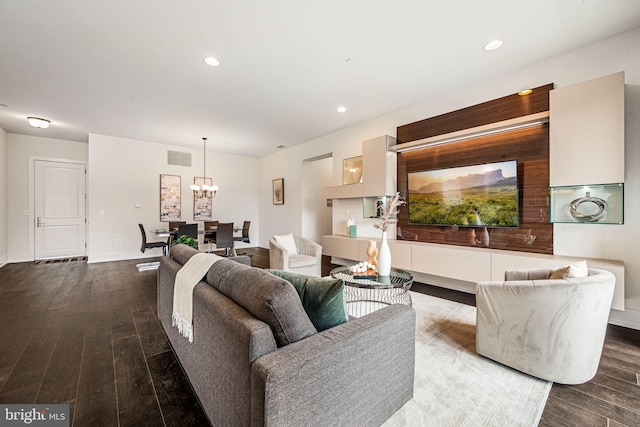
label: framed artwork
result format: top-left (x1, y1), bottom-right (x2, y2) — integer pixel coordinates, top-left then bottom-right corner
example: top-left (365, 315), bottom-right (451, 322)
top-left (272, 178), bottom-right (284, 205)
top-left (160, 174), bottom-right (181, 221)
top-left (193, 177), bottom-right (213, 221)
top-left (342, 155), bottom-right (363, 185)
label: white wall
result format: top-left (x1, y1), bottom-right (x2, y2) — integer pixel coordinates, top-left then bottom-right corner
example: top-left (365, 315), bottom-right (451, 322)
top-left (88, 134), bottom-right (259, 262)
top-left (257, 27), bottom-right (640, 320)
top-left (6, 134), bottom-right (88, 262)
top-left (0, 126), bottom-right (7, 266)
top-left (301, 156), bottom-right (333, 242)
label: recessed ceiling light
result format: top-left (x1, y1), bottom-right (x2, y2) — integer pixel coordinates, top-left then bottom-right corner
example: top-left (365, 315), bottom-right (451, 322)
top-left (337, 106), bottom-right (347, 113)
top-left (27, 117), bottom-right (51, 129)
top-left (518, 89), bottom-right (533, 96)
top-left (483, 40), bottom-right (503, 51)
top-left (204, 57), bottom-right (220, 66)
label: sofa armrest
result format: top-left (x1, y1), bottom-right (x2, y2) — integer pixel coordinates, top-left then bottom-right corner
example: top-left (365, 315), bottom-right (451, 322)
top-left (250, 304), bottom-right (415, 426)
top-left (268, 238), bottom-right (289, 270)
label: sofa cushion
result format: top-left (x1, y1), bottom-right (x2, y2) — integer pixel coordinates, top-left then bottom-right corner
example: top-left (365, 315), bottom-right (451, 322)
top-left (549, 261), bottom-right (589, 280)
top-left (568, 260), bottom-right (589, 278)
top-left (268, 270), bottom-right (348, 332)
top-left (207, 259), bottom-right (317, 346)
top-left (273, 233), bottom-right (298, 255)
top-left (289, 254), bottom-right (317, 268)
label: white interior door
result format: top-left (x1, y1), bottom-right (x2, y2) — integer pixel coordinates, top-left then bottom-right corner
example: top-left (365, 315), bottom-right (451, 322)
top-left (34, 160), bottom-right (86, 260)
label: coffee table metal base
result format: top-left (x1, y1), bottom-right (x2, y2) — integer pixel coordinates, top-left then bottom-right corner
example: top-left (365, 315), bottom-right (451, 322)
top-left (331, 266), bottom-right (413, 318)
top-left (345, 286), bottom-right (412, 318)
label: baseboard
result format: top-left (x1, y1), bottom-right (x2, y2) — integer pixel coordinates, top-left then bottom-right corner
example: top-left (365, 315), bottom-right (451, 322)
top-left (7, 252), bottom-right (30, 263)
top-left (88, 250), bottom-right (163, 263)
top-left (0, 254), bottom-right (7, 269)
top-left (608, 308), bottom-right (640, 331)
top-left (411, 271), bottom-right (476, 294)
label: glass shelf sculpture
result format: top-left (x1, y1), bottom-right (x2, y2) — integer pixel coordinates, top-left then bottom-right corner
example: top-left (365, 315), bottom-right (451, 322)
top-left (550, 183), bottom-right (623, 224)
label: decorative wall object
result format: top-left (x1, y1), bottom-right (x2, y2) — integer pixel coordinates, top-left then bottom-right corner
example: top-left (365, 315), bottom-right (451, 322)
top-left (193, 176), bottom-right (213, 221)
top-left (550, 183), bottom-right (623, 224)
top-left (272, 178), bottom-right (284, 205)
top-left (160, 174), bottom-right (181, 221)
top-left (342, 156), bottom-right (363, 185)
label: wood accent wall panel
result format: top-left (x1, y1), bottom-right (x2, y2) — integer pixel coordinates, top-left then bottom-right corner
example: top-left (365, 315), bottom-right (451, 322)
top-left (397, 83), bottom-right (553, 144)
top-left (396, 85), bottom-right (553, 255)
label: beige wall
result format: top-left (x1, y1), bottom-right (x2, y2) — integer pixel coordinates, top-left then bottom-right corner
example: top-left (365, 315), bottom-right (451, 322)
top-left (0, 126), bottom-right (7, 266)
top-left (6, 134), bottom-right (88, 262)
top-left (3, 132), bottom-right (259, 263)
top-left (87, 134), bottom-right (259, 262)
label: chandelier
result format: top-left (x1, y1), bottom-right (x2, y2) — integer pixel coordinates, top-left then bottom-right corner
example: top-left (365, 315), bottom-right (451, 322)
top-left (191, 137), bottom-right (219, 198)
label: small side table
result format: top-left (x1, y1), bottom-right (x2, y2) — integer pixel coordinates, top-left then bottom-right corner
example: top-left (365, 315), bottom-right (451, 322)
top-left (330, 266), bottom-right (413, 318)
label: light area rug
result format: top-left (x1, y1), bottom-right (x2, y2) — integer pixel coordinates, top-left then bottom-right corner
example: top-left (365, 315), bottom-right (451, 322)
top-left (383, 291), bottom-right (551, 427)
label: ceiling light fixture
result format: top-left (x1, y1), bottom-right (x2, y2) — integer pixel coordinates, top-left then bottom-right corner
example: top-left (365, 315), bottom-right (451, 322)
top-left (191, 137), bottom-right (219, 198)
top-left (483, 40), bottom-right (503, 51)
top-left (27, 117), bottom-right (51, 129)
top-left (337, 106), bottom-right (347, 113)
top-left (204, 57), bottom-right (220, 66)
top-left (518, 89), bottom-right (533, 96)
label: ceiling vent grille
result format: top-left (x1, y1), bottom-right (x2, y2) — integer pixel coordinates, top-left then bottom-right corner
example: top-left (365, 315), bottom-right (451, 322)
top-left (167, 150), bottom-right (191, 167)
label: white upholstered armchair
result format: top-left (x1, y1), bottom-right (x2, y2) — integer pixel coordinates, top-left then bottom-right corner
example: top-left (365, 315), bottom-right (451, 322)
top-left (269, 233), bottom-right (322, 277)
top-left (476, 267), bottom-right (615, 384)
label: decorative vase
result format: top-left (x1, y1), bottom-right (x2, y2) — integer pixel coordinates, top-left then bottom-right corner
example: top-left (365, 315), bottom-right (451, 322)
top-left (378, 231), bottom-right (391, 276)
top-left (366, 240), bottom-right (378, 268)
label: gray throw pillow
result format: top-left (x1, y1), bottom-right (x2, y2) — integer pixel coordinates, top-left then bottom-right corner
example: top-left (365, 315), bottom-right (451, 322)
top-left (267, 270), bottom-right (348, 332)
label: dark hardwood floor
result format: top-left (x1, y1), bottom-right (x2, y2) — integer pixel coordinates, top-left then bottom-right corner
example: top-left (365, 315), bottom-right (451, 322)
top-left (0, 247), bottom-right (638, 426)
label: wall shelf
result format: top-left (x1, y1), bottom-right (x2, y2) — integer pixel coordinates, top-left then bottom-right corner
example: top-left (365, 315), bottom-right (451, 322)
top-left (392, 112), bottom-right (550, 153)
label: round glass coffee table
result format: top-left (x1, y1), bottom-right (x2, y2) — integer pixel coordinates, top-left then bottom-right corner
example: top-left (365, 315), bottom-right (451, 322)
top-left (330, 266), bottom-right (413, 318)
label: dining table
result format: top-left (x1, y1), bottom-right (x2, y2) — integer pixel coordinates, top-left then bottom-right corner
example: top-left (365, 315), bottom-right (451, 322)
top-left (153, 226), bottom-right (242, 254)
top-left (153, 226), bottom-right (242, 236)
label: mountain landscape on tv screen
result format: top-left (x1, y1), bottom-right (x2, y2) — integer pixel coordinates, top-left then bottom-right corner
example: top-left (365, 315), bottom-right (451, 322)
top-left (411, 168), bottom-right (516, 194)
top-left (408, 166), bottom-right (519, 227)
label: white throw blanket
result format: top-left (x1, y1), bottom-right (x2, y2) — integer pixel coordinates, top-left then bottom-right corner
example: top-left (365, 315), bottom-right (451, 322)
top-left (172, 252), bottom-right (221, 342)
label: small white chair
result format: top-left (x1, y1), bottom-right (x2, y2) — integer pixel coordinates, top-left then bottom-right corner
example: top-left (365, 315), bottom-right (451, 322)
top-left (269, 234), bottom-right (322, 277)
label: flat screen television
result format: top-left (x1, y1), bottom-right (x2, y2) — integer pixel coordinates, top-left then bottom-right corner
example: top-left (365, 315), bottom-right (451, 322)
top-left (408, 160), bottom-right (519, 227)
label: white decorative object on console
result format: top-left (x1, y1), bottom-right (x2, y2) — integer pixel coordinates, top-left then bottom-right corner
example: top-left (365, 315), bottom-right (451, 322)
top-left (378, 231), bottom-right (391, 276)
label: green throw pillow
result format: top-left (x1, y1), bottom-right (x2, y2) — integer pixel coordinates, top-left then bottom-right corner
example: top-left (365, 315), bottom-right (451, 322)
top-left (268, 270), bottom-right (348, 332)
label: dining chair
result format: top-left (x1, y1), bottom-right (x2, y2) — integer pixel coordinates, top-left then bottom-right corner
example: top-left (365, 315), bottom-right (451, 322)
top-left (215, 222), bottom-right (235, 256)
top-left (233, 220), bottom-right (251, 244)
top-left (139, 223), bottom-right (168, 256)
top-left (168, 221), bottom-right (186, 231)
top-left (177, 223), bottom-right (198, 240)
top-left (203, 220), bottom-right (219, 252)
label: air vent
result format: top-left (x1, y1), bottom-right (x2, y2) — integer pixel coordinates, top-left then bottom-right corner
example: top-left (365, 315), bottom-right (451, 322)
top-left (167, 150), bottom-right (191, 167)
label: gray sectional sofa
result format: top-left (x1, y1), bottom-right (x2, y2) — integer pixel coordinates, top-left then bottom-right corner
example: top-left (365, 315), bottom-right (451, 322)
top-left (157, 244), bottom-right (416, 426)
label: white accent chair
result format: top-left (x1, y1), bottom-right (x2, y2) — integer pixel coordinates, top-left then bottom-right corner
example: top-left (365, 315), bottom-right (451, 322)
top-left (476, 267), bottom-right (615, 384)
top-left (269, 234), bottom-right (322, 277)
